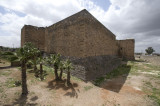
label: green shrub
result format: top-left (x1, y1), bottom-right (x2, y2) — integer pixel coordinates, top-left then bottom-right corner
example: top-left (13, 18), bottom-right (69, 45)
top-left (2, 52), bottom-right (14, 55)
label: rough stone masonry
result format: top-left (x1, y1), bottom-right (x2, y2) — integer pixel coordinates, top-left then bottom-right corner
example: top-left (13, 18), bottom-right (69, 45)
top-left (21, 9), bottom-right (135, 81)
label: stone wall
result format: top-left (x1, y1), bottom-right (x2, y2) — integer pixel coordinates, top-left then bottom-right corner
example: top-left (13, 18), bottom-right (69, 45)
top-left (21, 25), bottom-right (45, 51)
top-left (21, 9), bottom-right (135, 81)
top-left (21, 26), bottom-right (25, 47)
top-left (45, 9), bottom-right (119, 57)
top-left (62, 55), bottom-right (122, 81)
top-left (44, 10), bottom-right (90, 57)
top-left (21, 9), bottom-right (135, 60)
top-left (11, 61), bottom-right (21, 67)
top-left (83, 17), bottom-right (118, 57)
top-left (117, 39), bottom-right (135, 60)
top-left (45, 19), bottom-right (87, 57)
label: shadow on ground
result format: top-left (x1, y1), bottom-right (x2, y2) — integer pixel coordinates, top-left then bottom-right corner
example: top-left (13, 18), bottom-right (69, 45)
top-left (0, 66), bottom-right (13, 69)
top-left (6, 94), bottom-right (38, 106)
top-left (62, 55), bottom-right (131, 93)
top-left (98, 62), bottom-right (131, 93)
top-left (47, 79), bottom-right (79, 98)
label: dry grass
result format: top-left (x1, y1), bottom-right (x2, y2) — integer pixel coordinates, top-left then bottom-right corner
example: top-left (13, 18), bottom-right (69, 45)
top-left (0, 57), bottom-right (160, 106)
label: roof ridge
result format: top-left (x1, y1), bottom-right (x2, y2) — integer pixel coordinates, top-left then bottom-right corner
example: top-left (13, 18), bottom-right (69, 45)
top-left (47, 9), bottom-right (89, 28)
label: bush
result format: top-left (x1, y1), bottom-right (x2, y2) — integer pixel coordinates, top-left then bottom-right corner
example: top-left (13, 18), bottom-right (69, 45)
top-left (2, 52), bottom-right (14, 55)
top-left (9, 55), bottom-right (19, 62)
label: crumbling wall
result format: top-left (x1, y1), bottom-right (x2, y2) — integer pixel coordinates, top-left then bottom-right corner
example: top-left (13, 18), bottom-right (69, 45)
top-left (117, 39), bottom-right (135, 60)
top-left (21, 25), bottom-right (45, 51)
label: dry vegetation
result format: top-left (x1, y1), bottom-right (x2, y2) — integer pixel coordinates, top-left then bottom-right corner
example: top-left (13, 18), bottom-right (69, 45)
top-left (0, 56), bottom-right (160, 106)
top-left (140, 55), bottom-right (160, 66)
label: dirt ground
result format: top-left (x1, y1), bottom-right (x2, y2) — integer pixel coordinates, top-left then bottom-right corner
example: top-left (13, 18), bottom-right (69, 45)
top-left (136, 55), bottom-right (160, 66)
top-left (0, 58), bottom-right (160, 106)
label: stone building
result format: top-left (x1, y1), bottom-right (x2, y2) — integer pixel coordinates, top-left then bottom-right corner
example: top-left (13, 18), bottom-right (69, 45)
top-left (21, 9), bottom-right (135, 80)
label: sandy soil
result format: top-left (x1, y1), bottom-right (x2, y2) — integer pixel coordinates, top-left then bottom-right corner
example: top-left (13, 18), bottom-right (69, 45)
top-left (100, 76), bottom-right (154, 106)
top-left (0, 58), bottom-right (159, 106)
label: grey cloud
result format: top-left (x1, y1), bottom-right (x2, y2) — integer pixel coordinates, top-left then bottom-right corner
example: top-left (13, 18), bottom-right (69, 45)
top-left (106, 0), bottom-right (160, 34)
top-left (103, 0), bottom-right (160, 53)
top-left (0, 0), bottom-right (159, 53)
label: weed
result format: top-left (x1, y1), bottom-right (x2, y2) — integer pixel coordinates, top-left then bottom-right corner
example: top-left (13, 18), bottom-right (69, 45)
top-left (52, 90), bottom-right (56, 94)
top-left (84, 86), bottom-right (93, 91)
top-left (30, 91), bottom-right (35, 95)
top-left (30, 79), bottom-right (37, 85)
top-left (148, 95), bottom-right (160, 105)
top-left (143, 81), bottom-right (160, 105)
top-left (14, 92), bottom-right (21, 96)
top-left (14, 80), bottom-right (22, 86)
top-left (5, 78), bottom-right (16, 88)
top-left (157, 73), bottom-right (160, 79)
top-left (106, 64), bottom-right (131, 78)
top-left (145, 81), bottom-right (152, 87)
top-left (94, 77), bottom-right (105, 86)
top-left (71, 75), bottom-right (82, 81)
top-left (145, 64), bottom-right (160, 69)
top-left (94, 64), bottom-right (131, 86)
top-left (5, 78), bottom-right (21, 88)
top-left (0, 87), bottom-right (4, 93)
top-left (17, 67), bottom-right (21, 70)
top-left (0, 71), bottom-right (11, 76)
top-left (42, 65), bottom-right (54, 73)
top-left (1, 93), bottom-right (7, 99)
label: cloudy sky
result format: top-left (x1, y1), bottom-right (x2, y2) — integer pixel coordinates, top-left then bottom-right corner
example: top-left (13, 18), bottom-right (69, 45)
top-left (0, 0), bottom-right (160, 53)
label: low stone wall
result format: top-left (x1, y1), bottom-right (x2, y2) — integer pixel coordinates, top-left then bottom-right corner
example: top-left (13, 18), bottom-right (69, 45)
top-left (85, 56), bottom-right (121, 81)
top-left (62, 55), bottom-right (122, 81)
top-left (70, 64), bottom-right (86, 80)
top-left (11, 61), bottom-right (21, 67)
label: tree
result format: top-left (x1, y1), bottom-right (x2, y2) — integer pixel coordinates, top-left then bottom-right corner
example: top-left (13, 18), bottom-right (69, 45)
top-left (2, 42), bottom-right (40, 95)
top-left (37, 55), bottom-right (45, 80)
top-left (59, 61), bottom-right (66, 80)
top-left (47, 54), bottom-right (61, 80)
top-left (17, 42), bottom-right (36, 95)
top-left (64, 60), bottom-right (73, 85)
top-left (31, 48), bottom-right (40, 77)
top-left (145, 47), bottom-right (155, 55)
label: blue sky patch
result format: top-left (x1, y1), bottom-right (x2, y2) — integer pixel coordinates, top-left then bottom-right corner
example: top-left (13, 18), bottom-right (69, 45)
top-left (0, 5), bottom-right (26, 17)
top-left (115, 6), bottom-right (120, 10)
top-left (91, 0), bottom-right (111, 11)
top-left (0, 5), bottom-right (6, 14)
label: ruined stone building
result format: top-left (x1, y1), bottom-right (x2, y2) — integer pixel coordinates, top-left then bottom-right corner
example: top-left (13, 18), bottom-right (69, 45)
top-left (21, 9), bottom-right (135, 80)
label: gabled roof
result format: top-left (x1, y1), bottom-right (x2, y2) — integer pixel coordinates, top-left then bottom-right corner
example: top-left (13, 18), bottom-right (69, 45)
top-left (47, 9), bottom-right (116, 38)
top-left (47, 9), bottom-right (89, 28)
